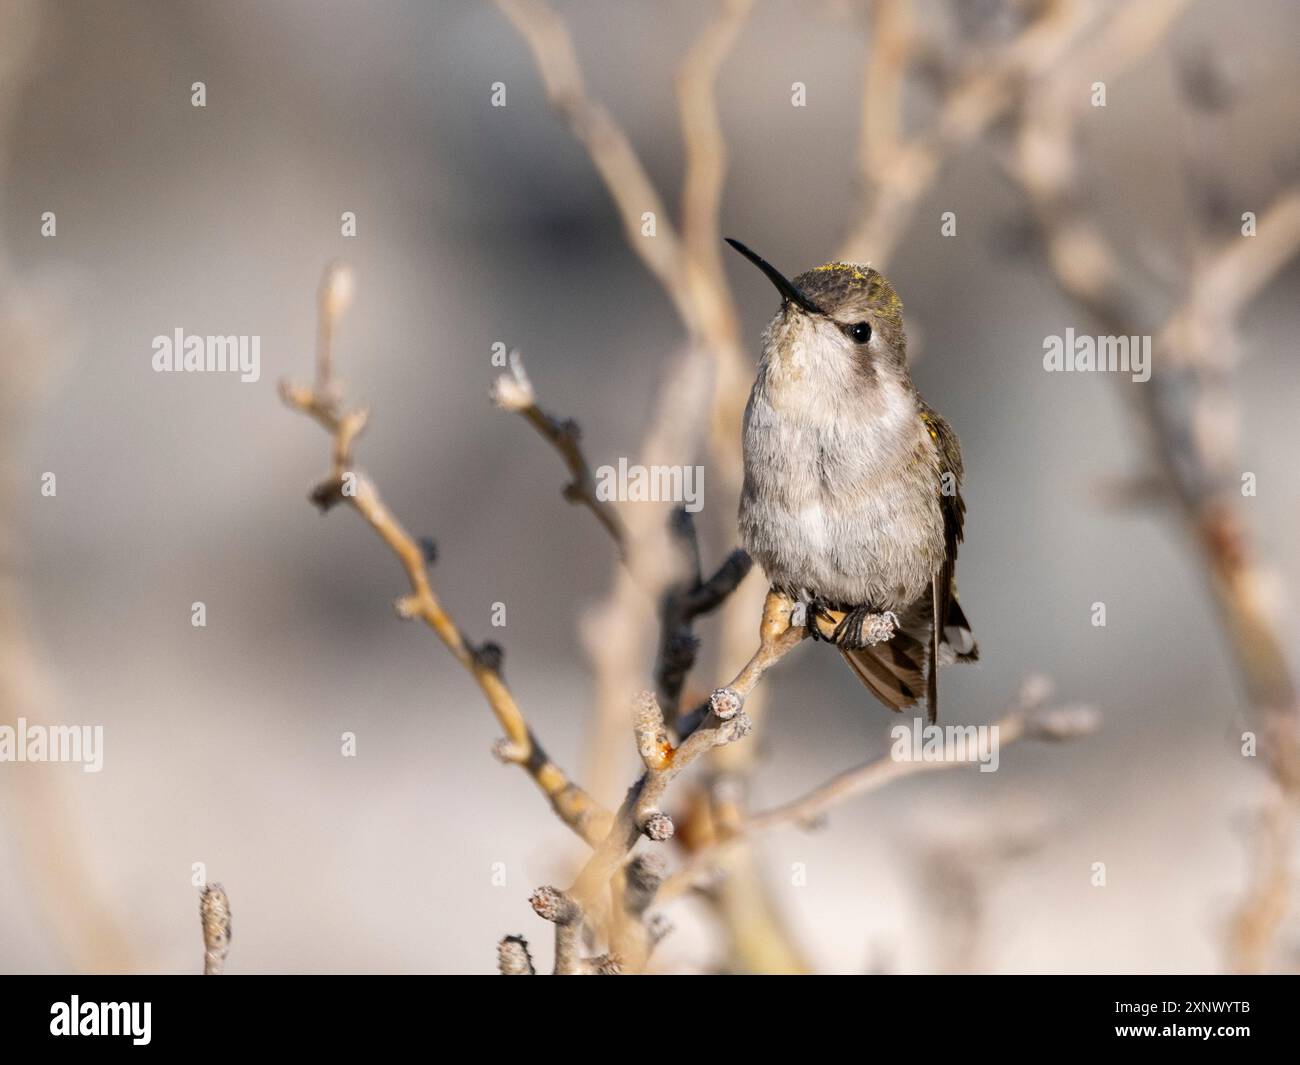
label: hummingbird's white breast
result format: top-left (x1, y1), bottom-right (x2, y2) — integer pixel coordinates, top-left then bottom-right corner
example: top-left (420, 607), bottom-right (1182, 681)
top-left (738, 312), bottom-right (945, 611)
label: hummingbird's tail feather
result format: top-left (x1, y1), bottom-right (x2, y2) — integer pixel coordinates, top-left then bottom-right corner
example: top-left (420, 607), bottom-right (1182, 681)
top-left (924, 578), bottom-right (979, 723)
top-left (941, 594), bottom-right (978, 663)
top-left (838, 590), bottom-right (976, 720)
top-left (839, 629), bottom-right (927, 713)
top-left (927, 576), bottom-right (942, 724)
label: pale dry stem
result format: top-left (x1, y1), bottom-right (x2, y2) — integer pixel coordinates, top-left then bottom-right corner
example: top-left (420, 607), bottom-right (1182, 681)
top-left (282, 266), bottom-right (611, 847)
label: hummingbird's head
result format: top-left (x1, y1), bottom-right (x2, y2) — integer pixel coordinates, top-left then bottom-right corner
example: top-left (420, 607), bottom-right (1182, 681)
top-left (725, 239), bottom-right (908, 403)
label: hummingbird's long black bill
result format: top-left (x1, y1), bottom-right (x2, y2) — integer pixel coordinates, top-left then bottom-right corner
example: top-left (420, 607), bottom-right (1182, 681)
top-left (724, 237), bottom-right (822, 314)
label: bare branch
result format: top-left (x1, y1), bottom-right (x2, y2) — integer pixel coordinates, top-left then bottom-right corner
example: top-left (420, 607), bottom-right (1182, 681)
top-left (1227, 787), bottom-right (1298, 974)
top-left (1005, 1), bottom-right (1299, 971)
top-left (675, 588), bottom-right (806, 735)
top-left (838, 0), bottom-right (1102, 265)
top-left (662, 680), bottom-right (1099, 902)
top-left (495, 0), bottom-right (697, 332)
top-left (493, 346), bottom-right (750, 790)
top-left (200, 883), bottom-right (231, 976)
top-left (497, 934), bottom-right (535, 975)
top-left (607, 852), bottom-right (671, 969)
top-left (677, 0), bottom-right (753, 346)
top-left (564, 594), bottom-right (806, 928)
top-left (282, 265), bottom-right (611, 847)
top-left (572, 346), bottom-right (718, 809)
top-left (529, 885), bottom-right (621, 975)
top-left (656, 509), bottom-right (753, 717)
top-left (492, 349), bottom-right (628, 552)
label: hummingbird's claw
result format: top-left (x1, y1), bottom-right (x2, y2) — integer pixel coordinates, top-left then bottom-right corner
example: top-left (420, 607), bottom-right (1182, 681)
top-left (803, 598), bottom-right (837, 641)
top-left (830, 606), bottom-right (898, 649)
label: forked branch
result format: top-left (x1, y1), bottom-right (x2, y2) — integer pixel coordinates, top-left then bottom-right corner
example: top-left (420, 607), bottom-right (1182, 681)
top-left (281, 263), bottom-right (610, 847)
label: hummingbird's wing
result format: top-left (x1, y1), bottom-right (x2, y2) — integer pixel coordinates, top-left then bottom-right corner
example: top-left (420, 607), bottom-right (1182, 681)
top-left (838, 405), bottom-right (977, 719)
top-left (920, 405), bottom-right (979, 721)
top-left (840, 634), bottom-right (926, 713)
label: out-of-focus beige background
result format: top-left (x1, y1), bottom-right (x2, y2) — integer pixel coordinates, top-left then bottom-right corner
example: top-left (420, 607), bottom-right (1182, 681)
top-left (1, 0), bottom-right (1298, 973)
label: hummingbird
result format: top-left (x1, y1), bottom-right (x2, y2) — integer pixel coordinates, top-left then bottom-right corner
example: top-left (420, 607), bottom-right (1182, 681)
top-left (726, 238), bottom-right (977, 722)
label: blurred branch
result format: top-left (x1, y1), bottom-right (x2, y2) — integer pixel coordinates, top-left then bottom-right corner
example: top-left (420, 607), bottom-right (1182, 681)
top-left (1227, 786), bottom-right (1296, 975)
top-left (528, 885), bottom-right (620, 975)
top-left (200, 883), bottom-right (231, 976)
top-left (677, 0), bottom-right (753, 349)
top-left (283, 264), bottom-right (802, 974)
top-left (1006, 0), bottom-right (1300, 971)
top-left (497, 933), bottom-right (536, 975)
top-left (913, 818), bottom-right (1049, 974)
top-left (656, 509), bottom-right (752, 718)
top-left (662, 678), bottom-right (1098, 900)
top-left (496, 0), bottom-right (827, 973)
top-left (0, 0), bottom-right (135, 974)
top-left (491, 348), bottom-right (628, 552)
top-left (496, 0), bottom-right (698, 333)
top-left (282, 263), bottom-right (611, 848)
top-left (575, 346), bottom-right (715, 803)
top-left (610, 852), bottom-right (672, 965)
top-left (492, 345), bottom-right (741, 785)
top-left (559, 593), bottom-right (806, 970)
top-left (838, 0), bottom-right (1098, 266)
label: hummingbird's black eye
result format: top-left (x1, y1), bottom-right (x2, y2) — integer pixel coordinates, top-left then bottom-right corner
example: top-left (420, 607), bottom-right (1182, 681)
top-left (847, 321), bottom-right (872, 344)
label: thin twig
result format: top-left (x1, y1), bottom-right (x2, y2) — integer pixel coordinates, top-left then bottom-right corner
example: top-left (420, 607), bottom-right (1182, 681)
top-left (1006, 1), bottom-right (1300, 971)
top-left (497, 934), bottom-right (536, 975)
top-left (655, 509), bottom-right (752, 718)
top-left (662, 683), bottom-right (1099, 902)
top-left (496, 0), bottom-right (697, 333)
top-left (838, 0), bottom-right (1097, 266)
top-left (529, 885), bottom-right (620, 975)
top-left (566, 593), bottom-right (806, 923)
top-left (491, 349), bottom-right (628, 552)
top-left (498, 0), bottom-right (809, 971)
top-left (200, 883), bottom-right (231, 976)
top-left (282, 263), bottom-right (611, 847)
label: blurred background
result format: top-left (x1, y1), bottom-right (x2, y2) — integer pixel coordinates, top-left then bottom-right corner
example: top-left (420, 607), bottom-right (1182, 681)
top-left (1, 0), bottom-right (1298, 974)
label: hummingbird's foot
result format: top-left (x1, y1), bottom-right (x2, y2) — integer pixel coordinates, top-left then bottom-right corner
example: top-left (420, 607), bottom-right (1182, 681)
top-left (802, 598), bottom-right (838, 641)
top-left (831, 606), bottom-right (899, 650)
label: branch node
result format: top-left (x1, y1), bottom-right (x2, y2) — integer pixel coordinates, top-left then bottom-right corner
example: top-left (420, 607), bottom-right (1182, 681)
top-left (497, 934), bottom-right (536, 975)
top-left (641, 811), bottom-right (675, 842)
top-left (529, 884), bottom-right (579, 924)
top-left (492, 738), bottom-right (528, 765)
top-left (1017, 673), bottom-right (1055, 709)
top-left (633, 690), bottom-right (672, 771)
top-left (1026, 704), bottom-right (1101, 741)
top-left (646, 913), bottom-right (674, 946)
top-left (490, 348), bottom-right (536, 411)
top-left (717, 711), bottom-right (753, 745)
top-left (200, 882), bottom-right (231, 976)
top-left (393, 594), bottom-right (423, 620)
top-left (709, 686), bottom-right (743, 720)
top-left (471, 640), bottom-right (505, 674)
top-left (587, 953), bottom-right (624, 975)
top-left (625, 851), bottom-right (668, 899)
top-left (309, 477), bottom-right (346, 512)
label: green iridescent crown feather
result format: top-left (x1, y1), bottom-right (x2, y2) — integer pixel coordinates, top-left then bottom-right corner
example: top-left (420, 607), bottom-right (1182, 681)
top-left (794, 261), bottom-right (903, 327)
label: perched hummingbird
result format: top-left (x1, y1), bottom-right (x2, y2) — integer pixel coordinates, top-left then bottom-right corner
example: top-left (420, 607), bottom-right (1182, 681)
top-left (726, 238), bottom-right (977, 722)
